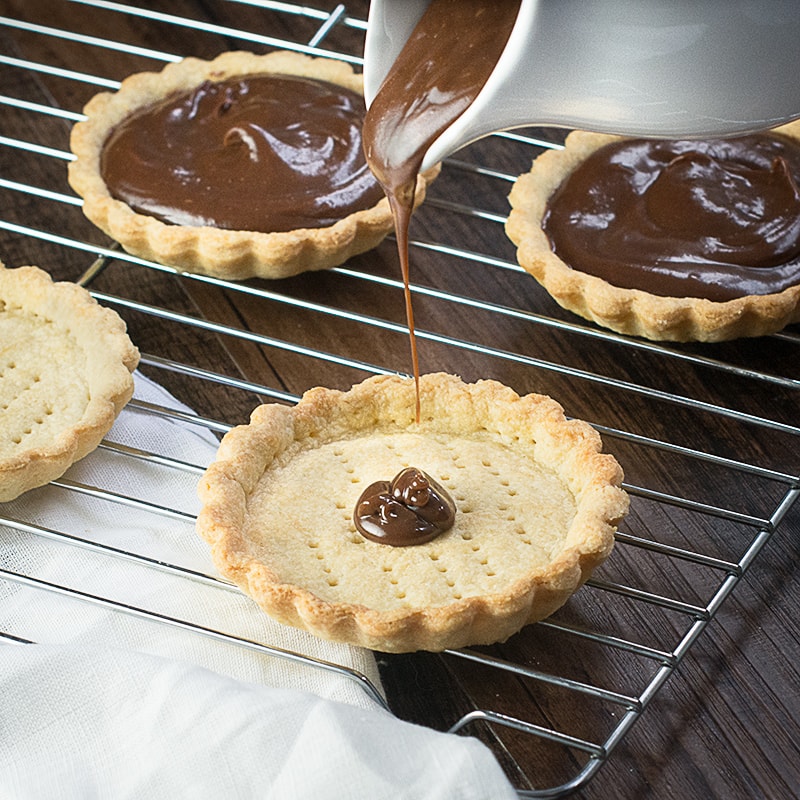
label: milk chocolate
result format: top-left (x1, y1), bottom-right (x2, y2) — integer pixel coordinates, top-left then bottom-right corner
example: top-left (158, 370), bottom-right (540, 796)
top-left (100, 74), bottom-right (383, 233)
top-left (543, 135), bottom-right (800, 301)
top-left (363, 0), bottom-right (521, 419)
top-left (354, 467), bottom-right (456, 546)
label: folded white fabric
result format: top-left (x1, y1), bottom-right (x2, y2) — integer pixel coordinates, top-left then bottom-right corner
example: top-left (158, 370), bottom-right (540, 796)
top-left (0, 372), bottom-right (382, 705)
top-left (0, 372), bottom-right (518, 800)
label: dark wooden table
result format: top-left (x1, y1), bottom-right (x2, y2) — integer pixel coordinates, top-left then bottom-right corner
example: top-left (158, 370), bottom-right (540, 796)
top-left (1, 2), bottom-right (798, 797)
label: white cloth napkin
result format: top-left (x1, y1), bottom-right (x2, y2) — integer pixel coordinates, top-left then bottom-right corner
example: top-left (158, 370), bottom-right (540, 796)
top-left (0, 372), bottom-right (518, 800)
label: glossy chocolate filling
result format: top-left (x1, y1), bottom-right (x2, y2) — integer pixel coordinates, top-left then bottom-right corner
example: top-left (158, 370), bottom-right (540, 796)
top-left (100, 74), bottom-right (384, 233)
top-left (354, 467), bottom-right (456, 546)
top-left (543, 134), bottom-right (800, 301)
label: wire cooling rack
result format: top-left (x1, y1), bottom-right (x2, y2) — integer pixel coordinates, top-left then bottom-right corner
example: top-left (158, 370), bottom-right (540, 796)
top-left (1, 1), bottom-right (799, 796)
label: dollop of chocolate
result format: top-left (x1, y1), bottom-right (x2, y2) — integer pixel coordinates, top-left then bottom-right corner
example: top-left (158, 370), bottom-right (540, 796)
top-left (100, 74), bottom-right (384, 233)
top-left (354, 467), bottom-right (456, 546)
top-left (542, 134), bottom-right (800, 301)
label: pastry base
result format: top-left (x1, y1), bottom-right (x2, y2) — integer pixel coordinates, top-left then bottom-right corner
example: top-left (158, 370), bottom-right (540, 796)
top-left (0, 264), bottom-right (139, 501)
top-left (505, 122), bottom-right (800, 342)
top-left (197, 373), bottom-right (628, 653)
top-left (68, 50), bottom-right (438, 281)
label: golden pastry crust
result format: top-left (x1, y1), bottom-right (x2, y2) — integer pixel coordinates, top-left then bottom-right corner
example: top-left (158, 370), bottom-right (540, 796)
top-left (0, 263), bottom-right (139, 501)
top-left (197, 373), bottom-right (628, 653)
top-left (505, 122), bottom-right (800, 342)
top-left (68, 50), bottom-right (438, 280)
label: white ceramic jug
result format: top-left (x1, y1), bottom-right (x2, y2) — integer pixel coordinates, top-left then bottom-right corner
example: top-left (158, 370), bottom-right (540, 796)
top-left (363, 0), bottom-right (800, 172)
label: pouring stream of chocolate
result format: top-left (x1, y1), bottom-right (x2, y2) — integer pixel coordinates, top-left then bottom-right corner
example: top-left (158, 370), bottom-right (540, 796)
top-left (355, 0), bottom-right (520, 546)
top-left (363, 0), bottom-right (521, 421)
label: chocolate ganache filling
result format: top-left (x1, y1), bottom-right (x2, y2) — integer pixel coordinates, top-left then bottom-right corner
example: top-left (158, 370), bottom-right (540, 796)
top-left (100, 74), bottom-right (384, 233)
top-left (354, 467), bottom-right (456, 546)
top-left (542, 134), bottom-right (800, 302)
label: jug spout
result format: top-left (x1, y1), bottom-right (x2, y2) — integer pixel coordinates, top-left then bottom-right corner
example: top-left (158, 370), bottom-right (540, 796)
top-left (364, 0), bottom-right (800, 172)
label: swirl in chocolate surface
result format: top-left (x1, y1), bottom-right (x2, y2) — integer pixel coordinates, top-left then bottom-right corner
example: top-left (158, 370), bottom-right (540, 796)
top-left (354, 467), bottom-right (456, 546)
top-left (542, 134), bottom-right (800, 301)
top-left (100, 74), bottom-right (384, 233)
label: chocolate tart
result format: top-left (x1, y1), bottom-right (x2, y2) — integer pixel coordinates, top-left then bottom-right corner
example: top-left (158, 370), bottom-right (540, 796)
top-left (505, 122), bottom-right (800, 342)
top-left (68, 51), bottom-right (437, 280)
top-left (196, 373), bottom-right (628, 653)
top-left (0, 264), bottom-right (139, 501)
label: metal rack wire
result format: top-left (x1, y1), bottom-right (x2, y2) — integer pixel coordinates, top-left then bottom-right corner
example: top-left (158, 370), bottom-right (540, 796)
top-left (1, 1), bottom-right (798, 797)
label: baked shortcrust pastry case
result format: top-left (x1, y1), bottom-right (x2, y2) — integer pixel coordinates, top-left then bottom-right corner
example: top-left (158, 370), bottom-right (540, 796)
top-left (68, 50), bottom-right (438, 281)
top-left (505, 122), bottom-right (800, 342)
top-left (0, 264), bottom-right (139, 501)
top-left (196, 372), bottom-right (628, 653)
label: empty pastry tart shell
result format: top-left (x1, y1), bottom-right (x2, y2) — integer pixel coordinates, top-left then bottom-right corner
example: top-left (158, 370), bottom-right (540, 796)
top-left (505, 121), bottom-right (800, 342)
top-left (196, 372), bottom-right (628, 653)
top-left (68, 50), bottom-right (439, 281)
top-left (0, 264), bottom-right (139, 502)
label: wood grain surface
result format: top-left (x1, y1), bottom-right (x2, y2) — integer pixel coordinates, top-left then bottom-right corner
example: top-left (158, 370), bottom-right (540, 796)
top-left (0, 2), bottom-right (798, 798)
